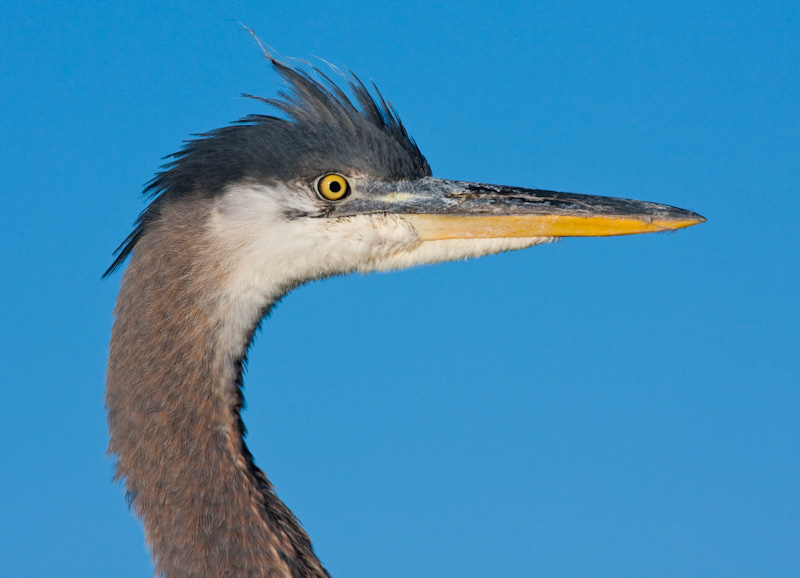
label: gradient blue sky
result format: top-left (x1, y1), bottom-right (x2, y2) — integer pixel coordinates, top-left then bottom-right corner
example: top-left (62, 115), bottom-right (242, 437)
top-left (2, 1), bottom-right (798, 577)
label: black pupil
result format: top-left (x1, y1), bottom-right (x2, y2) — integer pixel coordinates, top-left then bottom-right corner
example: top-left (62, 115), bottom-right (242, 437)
top-left (329, 180), bottom-right (342, 193)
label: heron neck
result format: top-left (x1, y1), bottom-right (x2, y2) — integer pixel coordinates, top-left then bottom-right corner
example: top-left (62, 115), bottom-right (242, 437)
top-left (106, 207), bottom-right (327, 578)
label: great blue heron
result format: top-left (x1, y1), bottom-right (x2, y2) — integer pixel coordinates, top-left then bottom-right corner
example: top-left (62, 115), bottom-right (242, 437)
top-left (105, 50), bottom-right (704, 577)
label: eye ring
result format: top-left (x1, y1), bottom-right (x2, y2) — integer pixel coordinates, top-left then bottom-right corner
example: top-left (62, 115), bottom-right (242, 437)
top-left (315, 173), bottom-right (351, 201)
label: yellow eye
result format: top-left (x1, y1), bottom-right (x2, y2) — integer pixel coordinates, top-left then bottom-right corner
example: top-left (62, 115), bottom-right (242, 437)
top-left (316, 173), bottom-right (350, 201)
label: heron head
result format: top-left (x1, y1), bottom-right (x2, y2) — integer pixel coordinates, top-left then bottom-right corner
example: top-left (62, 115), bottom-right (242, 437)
top-left (107, 57), bottom-right (704, 294)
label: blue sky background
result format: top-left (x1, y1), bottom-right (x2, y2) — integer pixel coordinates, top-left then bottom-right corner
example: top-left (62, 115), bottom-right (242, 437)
top-left (2, 1), bottom-right (798, 577)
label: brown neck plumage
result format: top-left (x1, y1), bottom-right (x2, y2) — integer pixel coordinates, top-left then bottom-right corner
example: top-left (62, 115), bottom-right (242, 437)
top-left (106, 204), bottom-right (328, 578)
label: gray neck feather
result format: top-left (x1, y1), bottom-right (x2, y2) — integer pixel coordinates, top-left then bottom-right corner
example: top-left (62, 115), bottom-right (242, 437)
top-left (106, 202), bottom-right (328, 578)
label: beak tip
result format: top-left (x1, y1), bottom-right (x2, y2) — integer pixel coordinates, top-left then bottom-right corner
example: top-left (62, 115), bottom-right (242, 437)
top-left (684, 210), bottom-right (707, 227)
top-left (661, 207), bottom-right (706, 231)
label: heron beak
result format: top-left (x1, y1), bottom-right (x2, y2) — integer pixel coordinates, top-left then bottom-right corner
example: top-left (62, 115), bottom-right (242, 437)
top-left (341, 177), bottom-right (705, 239)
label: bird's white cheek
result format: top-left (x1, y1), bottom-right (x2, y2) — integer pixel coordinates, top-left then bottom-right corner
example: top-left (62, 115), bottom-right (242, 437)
top-left (320, 214), bottom-right (422, 273)
top-left (209, 187), bottom-right (420, 290)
